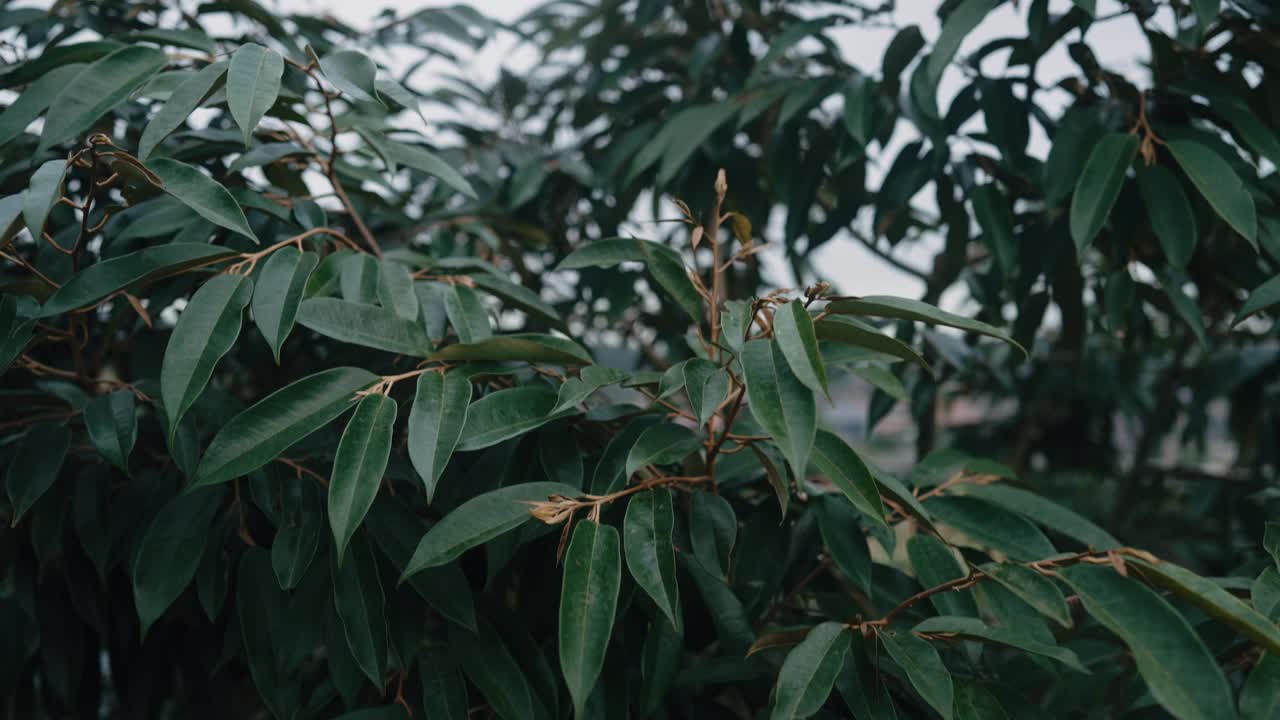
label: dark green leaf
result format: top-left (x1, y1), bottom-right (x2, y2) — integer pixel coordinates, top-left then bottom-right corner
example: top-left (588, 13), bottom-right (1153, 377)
top-left (958, 484), bottom-right (1119, 549)
top-left (770, 622), bottom-right (849, 720)
top-left (1069, 133), bottom-right (1138, 252)
top-left (227, 43), bottom-right (283, 146)
top-left (252, 247), bottom-right (318, 362)
top-left (1167, 136), bottom-right (1257, 245)
top-left (455, 385), bottom-right (563, 452)
top-left (419, 648), bottom-right (470, 720)
top-left (1233, 274), bottom-right (1280, 327)
top-left (816, 495), bottom-right (872, 593)
top-left (826, 296), bottom-right (1025, 356)
top-left (133, 487), bottom-right (221, 637)
top-left (193, 366), bottom-right (378, 487)
top-left (811, 430), bottom-right (887, 528)
top-left (814, 315), bottom-right (931, 371)
top-left (879, 627), bottom-right (953, 720)
top-left (444, 284), bottom-right (491, 342)
top-left (1137, 165), bottom-right (1198, 268)
top-left (429, 333), bottom-right (591, 365)
top-left (914, 616), bottom-right (1087, 672)
top-left (559, 520), bottom-right (622, 718)
top-left (689, 491), bottom-right (736, 578)
top-left (83, 389), bottom-right (136, 473)
top-left (979, 562), bottom-right (1072, 628)
top-left (408, 370), bottom-right (471, 503)
top-left (908, 534), bottom-right (976, 617)
top-left (449, 621), bottom-right (534, 720)
top-left (39, 45), bottom-right (168, 154)
top-left (329, 393), bottom-right (397, 565)
top-left (138, 60), bottom-right (227, 159)
top-left (331, 533), bottom-right (388, 686)
top-left (23, 159), bottom-right (67, 238)
top-left (1128, 558), bottom-right (1280, 654)
top-left (402, 481), bottom-right (580, 576)
top-left (160, 273), bottom-right (253, 438)
top-left (5, 422), bottom-right (70, 524)
top-left (928, 496), bottom-right (1056, 561)
top-left (377, 260), bottom-right (418, 321)
top-left (319, 49), bottom-right (380, 104)
top-left (39, 243), bottom-right (232, 318)
top-left (148, 157), bottom-right (258, 241)
top-left (623, 489), bottom-right (681, 629)
top-left (742, 339), bottom-right (816, 477)
top-left (271, 477), bottom-right (323, 590)
top-left (0, 63), bottom-right (85, 147)
top-left (1059, 564), bottom-right (1234, 720)
top-left (1240, 653), bottom-right (1280, 720)
top-left (556, 237), bottom-right (703, 320)
top-left (774, 299), bottom-right (829, 396)
top-left (296, 297), bottom-right (432, 356)
top-left (625, 422), bottom-right (701, 479)
top-left (971, 184), bottom-right (1016, 278)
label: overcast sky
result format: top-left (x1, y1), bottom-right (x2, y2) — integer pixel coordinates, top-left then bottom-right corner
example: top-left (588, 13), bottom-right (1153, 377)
top-left (266, 0), bottom-right (1154, 304)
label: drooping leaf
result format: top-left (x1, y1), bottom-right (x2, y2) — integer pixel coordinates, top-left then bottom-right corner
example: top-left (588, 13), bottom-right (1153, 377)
top-left (271, 477), bottom-right (323, 590)
top-left (429, 333), bottom-right (592, 365)
top-left (1137, 165), bottom-right (1198, 268)
top-left (419, 648), bottom-right (471, 720)
top-left (160, 273), bottom-right (253, 439)
top-left (83, 389), bottom-right (137, 474)
top-left (770, 622), bottom-right (850, 720)
top-left (559, 520), bottom-right (622, 719)
top-left (251, 247), bottom-right (318, 362)
top-left (879, 627), bottom-right (953, 720)
top-left (444, 284), bottom-right (492, 343)
top-left (1127, 558), bottom-right (1280, 654)
top-left (773, 299), bottom-right (829, 396)
top-left (227, 43), bottom-right (284, 146)
top-left (741, 338), bottom-right (816, 478)
top-left (148, 157), bottom-right (258, 241)
top-left (132, 487), bottom-right (222, 637)
top-left (236, 548), bottom-right (297, 719)
top-left (1235, 274), bottom-right (1280, 327)
top-left (138, 60), bottom-right (227, 159)
top-left (38, 45), bottom-right (168, 154)
top-left (816, 495), bottom-right (872, 593)
top-left (331, 533), bottom-right (388, 686)
top-left (22, 159), bottom-right (67, 239)
top-left (1058, 564), bottom-right (1234, 720)
top-left (689, 491), bottom-right (737, 578)
top-left (454, 385), bottom-right (563, 452)
top-left (5, 422), bottom-right (70, 524)
top-left (625, 423), bottom-right (702, 479)
top-left (365, 496), bottom-right (476, 630)
top-left (408, 370), bottom-right (472, 503)
top-left (329, 393), bottom-right (397, 565)
top-left (1069, 132), bottom-right (1138, 252)
top-left (810, 430), bottom-right (887, 528)
top-left (449, 621), bottom-right (534, 720)
top-left (319, 49), bottom-right (381, 104)
top-left (401, 481), bottom-right (580, 576)
top-left (296, 297), bottom-right (432, 356)
top-left (825, 296), bottom-right (1025, 356)
top-left (556, 237), bottom-right (703, 320)
top-left (193, 366), bottom-right (378, 487)
top-left (1167, 136), bottom-right (1258, 245)
top-left (914, 616), bottom-right (1087, 672)
top-left (623, 489), bottom-right (681, 629)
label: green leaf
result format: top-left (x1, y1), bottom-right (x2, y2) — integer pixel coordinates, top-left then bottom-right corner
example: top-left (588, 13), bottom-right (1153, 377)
top-left (469, 272), bottom-right (565, 330)
top-left (1058, 564), bottom-right (1234, 720)
top-left (591, 418), bottom-right (656, 495)
top-left (1234, 274), bottom-right (1280, 326)
top-left (559, 519), bottom-right (622, 719)
top-left (623, 489), bottom-right (681, 629)
top-left (296, 297), bottom-right (432, 356)
top-left (1167, 137), bottom-right (1258, 245)
top-left (954, 683), bottom-right (1009, 720)
top-left (825, 296), bottom-right (1025, 356)
top-left (816, 495), bottom-right (872, 593)
top-left (319, 49), bottom-right (381, 104)
top-left (160, 273), bottom-right (253, 439)
top-left (148, 157), bottom-right (258, 241)
top-left (271, 477), bottom-right (323, 590)
top-left (1137, 165), bottom-right (1198, 268)
top-left (377, 260), bottom-right (418, 321)
top-left (138, 60), bottom-right (227, 159)
top-left (914, 616), bottom-right (1087, 672)
top-left (908, 534), bottom-right (977, 617)
top-left (742, 339), bottom-right (816, 478)
top-left (445, 284), bottom-right (492, 342)
top-left (365, 496), bottom-right (476, 630)
top-left (814, 315), bottom-right (931, 371)
top-left (133, 487), bottom-right (222, 637)
top-left (552, 365), bottom-right (629, 415)
top-left (38, 45), bottom-right (168, 154)
top-left (1044, 107), bottom-right (1106, 207)
top-left (957, 484), bottom-right (1119, 549)
top-left (811, 430), bottom-right (887, 528)
top-left (979, 562), bottom-right (1072, 628)
top-left (237, 548), bottom-right (297, 719)
top-left (23, 159), bottom-right (67, 239)
top-left (1069, 132), bottom-right (1138, 252)
top-left (364, 134), bottom-right (476, 199)
top-left (928, 496), bottom-right (1056, 561)
top-left (0, 63), bottom-right (86, 147)
top-left (557, 237), bottom-right (703, 321)
top-left (625, 423), bottom-right (702, 479)
top-left (971, 184), bottom-right (1017, 278)
top-left (401, 481), bottom-right (580, 576)
top-left (1240, 653), bottom-right (1280, 720)
top-left (430, 333), bottom-right (592, 366)
top-left (227, 43), bottom-right (283, 146)
top-left (329, 393), bottom-right (397, 565)
top-left (770, 622), bottom-right (850, 720)
top-left (449, 621), bottom-right (534, 720)
top-left (879, 627), bottom-right (953, 720)
top-left (850, 364), bottom-right (907, 402)
top-left (419, 648), bottom-right (471, 720)
top-left (83, 389), bottom-right (137, 474)
top-left (1215, 98), bottom-right (1280, 170)
top-left (1158, 267), bottom-right (1207, 348)
top-left (252, 247), bottom-right (318, 362)
top-left (40, 243), bottom-right (235, 317)
top-left (331, 533), bottom-right (388, 686)
top-left (1127, 558), bottom-right (1280, 655)
top-left (408, 370), bottom-right (471, 503)
top-left (689, 491), bottom-right (737, 579)
top-left (227, 141), bottom-right (308, 173)
top-left (193, 366), bottom-right (378, 487)
top-left (774, 299), bottom-right (829, 396)
top-left (455, 385), bottom-right (563, 452)
top-left (5, 421), bottom-right (70, 524)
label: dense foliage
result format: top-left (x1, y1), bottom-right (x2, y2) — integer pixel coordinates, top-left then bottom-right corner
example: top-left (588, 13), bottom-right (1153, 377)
top-left (1, 1), bottom-right (1279, 719)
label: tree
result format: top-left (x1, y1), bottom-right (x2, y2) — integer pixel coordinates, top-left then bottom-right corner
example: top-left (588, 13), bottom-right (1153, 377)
top-left (0, 1), bottom-right (1277, 718)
